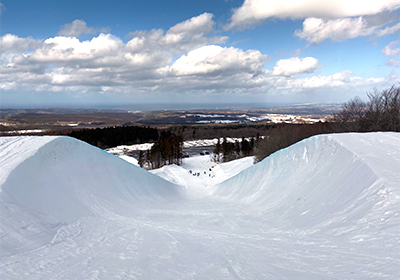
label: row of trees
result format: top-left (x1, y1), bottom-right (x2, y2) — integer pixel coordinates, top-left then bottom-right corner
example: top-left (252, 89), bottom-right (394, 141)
top-left (332, 85), bottom-right (399, 132)
top-left (213, 136), bottom-right (257, 162)
top-left (254, 122), bottom-right (334, 162)
top-left (181, 124), bottom-right (272, 141)
top-left (138, 131), bottom-right (183, 169)
top-left (68, 125), bottom-right (159, 148)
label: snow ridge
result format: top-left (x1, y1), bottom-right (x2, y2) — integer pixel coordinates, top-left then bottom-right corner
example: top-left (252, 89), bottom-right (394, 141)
top-left (214, 133), bottom-right (400, 229)
top-left (1, 136), bottom-right (182, 219)
top-left (0, 136), bottom-right (181, 257)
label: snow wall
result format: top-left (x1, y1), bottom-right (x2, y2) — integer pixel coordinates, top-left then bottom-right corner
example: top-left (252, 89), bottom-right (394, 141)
top-left (214, 132), bottom-right (400, 231)
top-left (0, 136), bottom-right (181, 255)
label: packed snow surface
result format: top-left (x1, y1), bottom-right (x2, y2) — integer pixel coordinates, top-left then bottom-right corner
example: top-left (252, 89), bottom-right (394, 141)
top-left (1, 133), bottom-right (399, 279)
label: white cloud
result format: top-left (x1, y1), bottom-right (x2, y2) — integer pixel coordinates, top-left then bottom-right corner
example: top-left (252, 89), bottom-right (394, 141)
top-left (58, 20), bottom-right (96, 37)
top-left (386, 58), bottom-right (400, 67)
top-left (27, 34), bottom-right (123, 65)
top-left (294, 70), bottom-right (385, 89)
top-left (228, 0), bottom-right (400, 29)
top-left (293, 70), bottom-right (353, 88)
top-left (165, 12), bottom-right (214, 41)
top-left (279, 70), bottom-right (386, 96)
top-left (0, 14), bottom-right (233, 92)
top-left (0, 82), bottom-right (16, 90)
top-left (126, 29), bottom-right (164, 53)
top-left (382, 41), bottom-right (400, 56)
top-left (126, 13), bottom-right (228, 54)
top-left (57, 19), bottom-right (110, 37)
top-left (273, 57), bottom-right (322, 76)
top-left (0, 13), bottom-right (391, 102)
top-left (0, 34), bottom-right (43, 52)
top-left (168, 45), bottom-right (267, 76)
top-left (374, 22), bottom-right (400, 38)
top-left (295, 17), bottom-right (400, 44)
top-left (295, 17), bottom-right (377, 44)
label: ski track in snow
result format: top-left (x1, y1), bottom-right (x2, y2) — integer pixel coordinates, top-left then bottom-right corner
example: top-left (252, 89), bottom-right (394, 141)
top-left (0, 133), bottom-right (399, 279)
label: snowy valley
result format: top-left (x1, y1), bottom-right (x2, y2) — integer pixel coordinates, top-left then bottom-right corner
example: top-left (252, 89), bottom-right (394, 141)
top-left (0, 133), bottom-right (399, 279)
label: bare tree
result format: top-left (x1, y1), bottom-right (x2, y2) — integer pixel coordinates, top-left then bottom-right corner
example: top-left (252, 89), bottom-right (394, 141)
top-left (332, 96), bottom-right (366, 132)
top-left (364, 86), bottom-right (400, 131)
top-left (332, 85), bottom-right (400, 132)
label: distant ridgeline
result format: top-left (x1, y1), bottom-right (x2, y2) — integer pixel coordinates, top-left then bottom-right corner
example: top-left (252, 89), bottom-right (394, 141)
top-left (68, 125), bottom-right (159, 148)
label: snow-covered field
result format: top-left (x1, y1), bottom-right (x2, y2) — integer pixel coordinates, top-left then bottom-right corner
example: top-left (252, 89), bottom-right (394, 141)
top-left (0, 133), bottom-right (399, 279)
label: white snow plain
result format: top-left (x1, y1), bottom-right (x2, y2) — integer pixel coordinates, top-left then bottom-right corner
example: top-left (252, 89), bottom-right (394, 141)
top-left (0, 133), bottom-right (399, 279)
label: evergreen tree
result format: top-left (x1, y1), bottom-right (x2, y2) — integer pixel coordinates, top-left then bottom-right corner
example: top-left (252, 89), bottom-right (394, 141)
top-left (235, 140), bottom-right (241, 159)
top-left (241, 137), bottom-right (252, 156)
top-left (138, 150), bottom-right (144, 168)
top-left (213, 138), bottom-right (222, 162)
top-left (144, 132), bottom-right (183, 169)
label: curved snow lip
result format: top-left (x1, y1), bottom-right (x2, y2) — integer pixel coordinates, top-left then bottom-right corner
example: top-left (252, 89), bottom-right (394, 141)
top-left (0, 136), bottom-right (56, 188)
top-left (213, 132), bottom-right (400, 229)
top-left (0, 136), bottom-right (182, 222)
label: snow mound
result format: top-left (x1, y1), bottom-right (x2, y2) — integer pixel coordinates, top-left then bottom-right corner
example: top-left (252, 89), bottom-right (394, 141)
top-left (214, 132), bottom-right (400, 230)
top-left (0, 136), bottom-right (180, 256)
top-left (1, 136), bottom-right (180, 219)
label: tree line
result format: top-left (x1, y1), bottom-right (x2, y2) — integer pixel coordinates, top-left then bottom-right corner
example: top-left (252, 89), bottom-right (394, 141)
top-left (331, 85), bottom-right (399, 132)
top-left (68, 125), bottom-right (159, 149)
top-left (213, 136), bottom-right (258, 162)
top-left (138, 131), bottom-right (183, 169)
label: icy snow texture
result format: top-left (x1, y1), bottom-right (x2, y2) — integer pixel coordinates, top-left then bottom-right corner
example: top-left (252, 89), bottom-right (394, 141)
top-left (0, 133), bottom-right (399, 279)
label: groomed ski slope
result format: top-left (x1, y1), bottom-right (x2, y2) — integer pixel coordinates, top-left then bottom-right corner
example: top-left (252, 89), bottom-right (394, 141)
top-left (0, 133), bottom-right (399, 279)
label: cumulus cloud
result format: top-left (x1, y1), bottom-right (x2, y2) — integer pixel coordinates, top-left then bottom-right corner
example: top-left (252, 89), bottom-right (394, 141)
top-left (374, 22), bottom-right (400, 38)
top-left (168, 45), bottom-right (267, 76)
top-left (126, 13), bottom-right (228, 54)
top-left (0, 14), bottom-right (235, 94)
top-left (165, 12), bottom-right (215, 42)
top-left (295, 17), bottom-right (377, 44)
top-left (0, 31), bottom-right (386, 97)
top-left (29, 34), bottom-right (123, 64)
top-left (58, 19), bottom-right (109, 37)
top-left (295, 16), bottom-right (400, 44)
top-left (382, 41), bottom-right (400, 56)
top-left (227, 0), bottom-right (400, 29)
top-left (272, 57), bottom-right (321, 76)
top-left (0, 13), bottom-right (389, 100)
top-left (0, 34), bottom-right (43, 52)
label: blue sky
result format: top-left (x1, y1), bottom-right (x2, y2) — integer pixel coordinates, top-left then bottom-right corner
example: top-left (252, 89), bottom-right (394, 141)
top-left (0, 0), bottom-right (399, 108)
